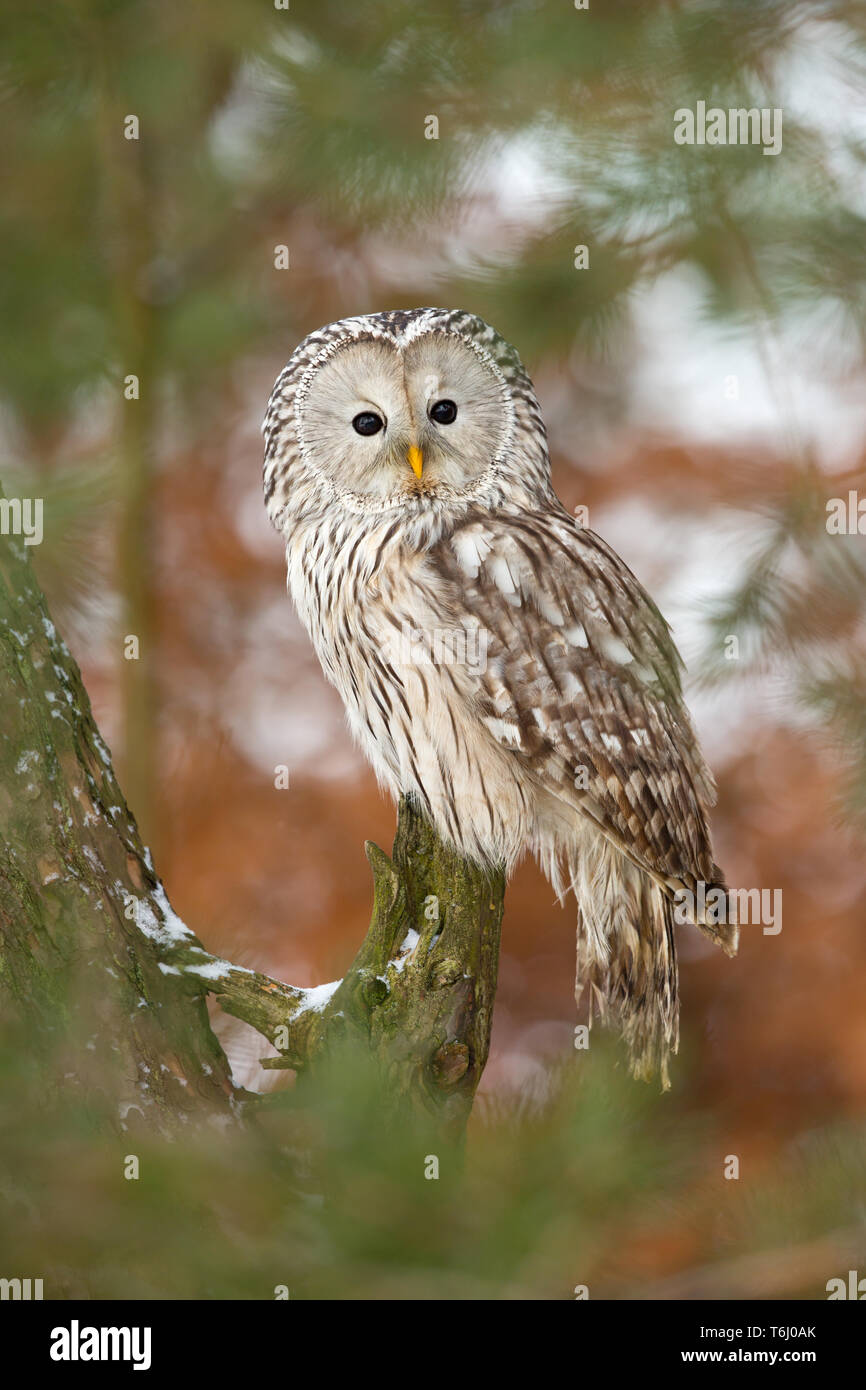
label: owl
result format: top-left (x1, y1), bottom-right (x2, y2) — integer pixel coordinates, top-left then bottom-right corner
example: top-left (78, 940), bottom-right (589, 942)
top-left (263, 307), bottom-right (737, 1086)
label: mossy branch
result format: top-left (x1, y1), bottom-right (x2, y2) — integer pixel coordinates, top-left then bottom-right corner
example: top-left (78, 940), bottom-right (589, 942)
top-left (178, 797), bottom-right (506, 1139)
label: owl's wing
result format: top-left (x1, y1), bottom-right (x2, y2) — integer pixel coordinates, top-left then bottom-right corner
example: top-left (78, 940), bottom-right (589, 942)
top-left (429, 504), bottom-right (726, 916)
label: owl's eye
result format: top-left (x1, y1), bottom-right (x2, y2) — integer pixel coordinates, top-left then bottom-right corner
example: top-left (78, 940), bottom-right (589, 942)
top-left (429, 399), bottom-right (457, 425)
top-left (352, 411), bottom-right (384, 437)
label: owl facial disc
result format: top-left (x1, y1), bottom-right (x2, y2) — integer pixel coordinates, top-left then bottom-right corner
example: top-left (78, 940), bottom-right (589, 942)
top-left (292, 325), bottom-right (515, 512)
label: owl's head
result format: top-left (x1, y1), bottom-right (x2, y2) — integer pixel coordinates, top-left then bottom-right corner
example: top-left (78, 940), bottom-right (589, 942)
top-left (263, 308), bottom-right (551, 530)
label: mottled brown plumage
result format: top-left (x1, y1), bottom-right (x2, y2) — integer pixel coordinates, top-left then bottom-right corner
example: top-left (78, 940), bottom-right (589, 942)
top-left (264, 307), bottom-right (736, 1085)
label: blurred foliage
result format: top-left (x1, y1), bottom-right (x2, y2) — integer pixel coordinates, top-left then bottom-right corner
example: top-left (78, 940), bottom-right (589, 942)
top-left (4, 0), bottom-right (866, 763)
top-left (0, 1001), bottom-right (862, 1300)
top-left (3, 0), bottom-right (865, 423)
top-left (695, 464), bottom-right (866, 828)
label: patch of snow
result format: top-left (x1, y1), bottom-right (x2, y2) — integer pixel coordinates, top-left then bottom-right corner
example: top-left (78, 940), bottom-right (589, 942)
top-left (185, 960), bottom-right (233, 980)
top-left (151, 882), bottom-right (195, 943)
top-left (296, 979), bottom-right (342, 1014)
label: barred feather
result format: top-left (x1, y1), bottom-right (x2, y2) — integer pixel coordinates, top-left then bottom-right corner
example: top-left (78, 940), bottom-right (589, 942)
top-left (263, 306), bottom-right (737, 1085)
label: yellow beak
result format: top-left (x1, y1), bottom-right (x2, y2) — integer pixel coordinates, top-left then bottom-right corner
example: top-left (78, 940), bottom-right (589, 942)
top-left (407, 445), bottom-right (423, 479)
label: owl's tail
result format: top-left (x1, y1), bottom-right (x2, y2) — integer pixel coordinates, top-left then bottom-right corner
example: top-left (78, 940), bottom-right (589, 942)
top-left (563, 837), bottom-right (681, 1089)
top-left (565, 834), bottom-right (740, 1087)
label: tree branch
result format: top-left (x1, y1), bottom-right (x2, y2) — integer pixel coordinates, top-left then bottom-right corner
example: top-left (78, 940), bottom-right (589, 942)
top-left (167, 796), bottom-right (506, 1140)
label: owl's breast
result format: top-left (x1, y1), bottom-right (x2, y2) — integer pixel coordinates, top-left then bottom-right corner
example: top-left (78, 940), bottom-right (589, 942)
top-left (285, 518), bottom-right (532, 868)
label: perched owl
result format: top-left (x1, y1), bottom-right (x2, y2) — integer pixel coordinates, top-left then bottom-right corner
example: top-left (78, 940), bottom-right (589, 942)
top-left (263, 307), bottom-right (737, 1085)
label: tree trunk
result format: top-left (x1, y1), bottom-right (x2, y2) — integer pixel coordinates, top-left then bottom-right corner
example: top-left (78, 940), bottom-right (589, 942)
top-left (274, 796), bottom-right (506, 1146)
top-left (93, 33), bottom-right (160, 847)
top-left (0, 526), bottom-right (235, 1128)
top-left (0, 518), bottom-right (505, 1142)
